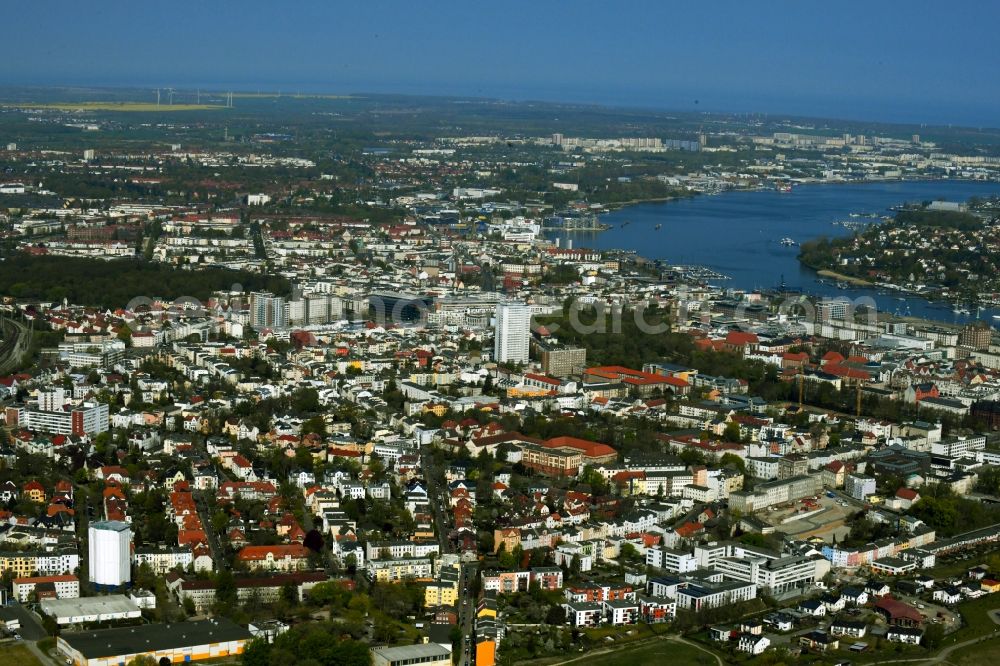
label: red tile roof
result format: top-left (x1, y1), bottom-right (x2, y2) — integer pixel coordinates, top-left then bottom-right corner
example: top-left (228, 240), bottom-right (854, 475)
top-left (874, 596), bottom-right (922, 623)
top-left (724, 331), bottom-right (759, 346)
top-left (544, 436), bottom-right (617, 459)
top-left (822, 351), bottom-right (846, 364)
top-left (237, 544), bottom-right (309, 561)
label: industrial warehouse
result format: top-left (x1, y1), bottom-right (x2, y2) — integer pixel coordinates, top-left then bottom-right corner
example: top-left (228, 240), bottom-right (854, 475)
top-left (57, 618), bottom-right (252, 666)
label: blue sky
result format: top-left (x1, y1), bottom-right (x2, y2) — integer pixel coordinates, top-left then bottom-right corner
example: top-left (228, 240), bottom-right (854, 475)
top-left (5, 1), bottom-right (998, 126)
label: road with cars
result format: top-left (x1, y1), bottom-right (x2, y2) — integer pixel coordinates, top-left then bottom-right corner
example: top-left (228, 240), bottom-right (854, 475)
top-left (418, 445), bottom-right (481, 665)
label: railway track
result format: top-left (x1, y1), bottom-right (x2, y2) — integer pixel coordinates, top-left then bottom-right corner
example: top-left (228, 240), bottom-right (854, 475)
top-left (0, 317), bottom-right (31, 375)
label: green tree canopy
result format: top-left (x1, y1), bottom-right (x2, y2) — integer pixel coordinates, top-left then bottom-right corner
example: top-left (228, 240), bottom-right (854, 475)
top-left (241, 622), bottom-right (369, 666)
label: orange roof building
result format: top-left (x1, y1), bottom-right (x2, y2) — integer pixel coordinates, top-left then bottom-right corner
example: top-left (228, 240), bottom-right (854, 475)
top-left (236, 544), bottom-right (310, 571)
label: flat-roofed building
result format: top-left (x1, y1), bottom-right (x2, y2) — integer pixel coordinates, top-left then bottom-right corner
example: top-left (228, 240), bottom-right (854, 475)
top-left (7, 401), bottom-right (109, 436)
top-left (367, 557), bottom-right (434, 583)
top-left (646, 547), bottom-right (697, 573)
top-left (674, 580), bottom-right (758, 612)
top-left (932, 435), bottom-right (986, 458)
top-left (539, 344), bottom-right (587, 377)
top-left (728, 474), bottom-right (822, 513)
top-left (58, 618), bottom-right (251, 666)
top-left (371, 643), bottom-right (452, 666)
top-left (713, 554), bottom-right (830, 594)
top-left (41, 595), bottom-right (141, 625)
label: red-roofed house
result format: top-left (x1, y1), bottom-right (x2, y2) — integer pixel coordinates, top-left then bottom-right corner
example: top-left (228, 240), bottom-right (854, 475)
top-left (890, 488), bottom-right (921, 511)
top-left (675, 521), bottom-right (705, 540)
top-left (821, 351), bottom-right (846, 366)
top-left (874, 596), bottom-right (923, 627)
top-left (723, 332), bottom-right (760, 355)
top-left (905, 383), bottom-right (940, 404)
top-left (178, 529), bottom-right (208, 547)
top-left (823, 364), bottom-right (872, 385)
top-left (23, 480), bottom-right (45, 503)
top-left (822, 461), bottom-right (847, 488)
top-left (236, 544), bottom-right (310, 572)
top-left (781, 352), bottom-right (810, 370)
top-left (543, 436), bottom-right (618, 465)
top-left (584, 366), bottom-right (690, 396)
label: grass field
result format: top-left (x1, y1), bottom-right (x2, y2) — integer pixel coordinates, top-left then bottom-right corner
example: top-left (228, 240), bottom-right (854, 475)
top-left (548, 638), bottom-right (720, 666)
top-left (5, 102), bottom-right (225, 112)
top-left (950, 635), bottom-right (1000, 665)
top-left (0, 643), bottom-right (44, 666)
top-left (230, 92), bottom-right (356, 99)
top-left (943, 594), bottom-right (1000, 645)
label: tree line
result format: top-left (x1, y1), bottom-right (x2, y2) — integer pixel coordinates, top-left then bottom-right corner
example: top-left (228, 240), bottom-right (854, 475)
top-left (0, 253), bottom-right (290, 307)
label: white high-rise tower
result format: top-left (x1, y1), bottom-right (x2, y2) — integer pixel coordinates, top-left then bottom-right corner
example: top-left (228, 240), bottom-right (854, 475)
top-left (494, 302), bottom-right (531, 364)
top-left (89, 521), bottom-right (132, 587)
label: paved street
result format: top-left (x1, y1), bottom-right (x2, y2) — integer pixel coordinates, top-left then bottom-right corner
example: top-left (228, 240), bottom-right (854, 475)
top-left (457, 562), bottom-right (477, 666)
top-left (418, 445), bottom-right (481, 665)
top-left (6, 604), bottom-right (46, 641)
top-left (419, 446), bottom-right (452, 555)
top-left (193, 437), bottom-right (232, 570)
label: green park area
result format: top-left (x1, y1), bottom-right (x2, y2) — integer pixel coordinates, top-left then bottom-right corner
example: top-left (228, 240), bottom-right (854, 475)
top-left (950, 635), bottom-right (1000, 665)
top-left (548, 637), bottom-right (721, 666)
top-left (0, 643), bottom-right (44, 666)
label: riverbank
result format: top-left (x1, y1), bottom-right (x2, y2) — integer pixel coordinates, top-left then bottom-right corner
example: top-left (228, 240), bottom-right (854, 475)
top-left (815, 269), bottom-right (873, 286)
top-left (600, 176), bottom-right (994, 215)
top-left (601, 192), bottom-right (697, 212)
top-left (560, 179), bottom-right (1000, 324)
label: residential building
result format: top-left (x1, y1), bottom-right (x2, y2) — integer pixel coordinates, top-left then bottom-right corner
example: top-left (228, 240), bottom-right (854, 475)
top-left (494, 302), bottom-right (531, 364)
top-left (13, 574), bottom-right (80, 602)
top-left (845, 474), bottom-right (877, 501)
top-left (539, 344), bottom-right (586, 377)
top-left (728, 475), bottom-right (823, 513)
top-left (367, 557), bottom-right (434, 582)
top-left (674, 580), bottom-right (757, 612)
top-left (563, 601), bottom-right (604, 627)
top-left (7, 401), bottom-right (109, 436)
top-left (250, 291), bottom-right (288, 330)
top-left (235, 545), bottom-right (310, 572)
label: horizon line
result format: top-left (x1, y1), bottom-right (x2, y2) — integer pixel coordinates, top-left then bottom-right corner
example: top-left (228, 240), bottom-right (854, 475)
top-left (1, 83), bottom-right (998, 134)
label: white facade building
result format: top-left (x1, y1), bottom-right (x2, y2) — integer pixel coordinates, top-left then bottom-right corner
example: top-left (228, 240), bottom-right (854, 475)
top-left (12, 574), bottom-right (80, 602)
top-left (494, 302), bottom-right (531, 364)
top-left (89, 521), bottom-right (132, 587)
